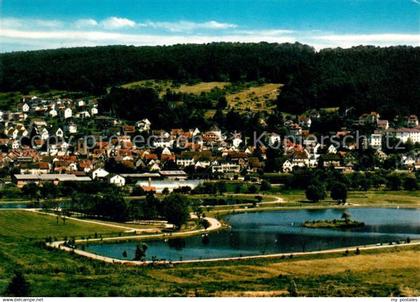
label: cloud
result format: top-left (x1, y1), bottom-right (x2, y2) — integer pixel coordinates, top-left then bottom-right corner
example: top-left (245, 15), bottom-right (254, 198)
top-left (313, 33), bottom-right (420, 48)
top-left (0, 16), bottom-right (419, 52)
top-left (74, 18), bottom-right (98, 28)
top-left (1, 17), bottom-right (63, 29)
top-left (100, 17), bottom-right (136, 29)
top-left (139, 20), bottom-right (237, 32)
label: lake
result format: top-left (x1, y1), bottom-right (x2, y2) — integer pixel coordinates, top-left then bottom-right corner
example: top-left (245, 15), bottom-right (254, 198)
top-left (84, 208), bottom-right (420, 261)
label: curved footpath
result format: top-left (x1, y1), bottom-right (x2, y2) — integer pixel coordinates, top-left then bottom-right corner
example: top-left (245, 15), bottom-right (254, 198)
top-left (25, 208), bottom-right (164, 233)
top-left (47, 216), bottom-right (222, 250)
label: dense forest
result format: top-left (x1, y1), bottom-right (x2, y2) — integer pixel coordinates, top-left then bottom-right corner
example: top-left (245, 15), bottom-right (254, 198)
top-left (1, 43), bottom-right (419, 117)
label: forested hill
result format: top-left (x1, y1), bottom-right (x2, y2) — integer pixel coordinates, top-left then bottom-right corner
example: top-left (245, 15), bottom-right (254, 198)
top-left (0, 43), bottom-right (419, 116)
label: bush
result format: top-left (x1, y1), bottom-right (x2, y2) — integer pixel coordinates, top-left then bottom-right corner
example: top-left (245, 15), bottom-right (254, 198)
top-left (260, 180), bottom-right (272, 191)
top-left (305, 184), bottom-right (326, 202)
top-left (403, 175), bottom-right (417, 191)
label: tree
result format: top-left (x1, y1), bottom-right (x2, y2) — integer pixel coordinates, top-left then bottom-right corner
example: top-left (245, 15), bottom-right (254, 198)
top-left (5, 271), bottom-right (30, 296)
top-left (133, 243), bottom-right (148, 261)
top-left (247, 184), bottom-right (258, 194)
top-left (216, 182), bottom-right (227, 195)
top-left (216, 96), bottom-right (227, 109)
top-left (200, 219), bottom-right (210, 230)
top-left (162, 194), bottom-right (190, 229)
top-left (287, 279), bottom-right (298, 297)
top-left (234, 184), bottom-right (242, 194)
top-left (341, 211), bottom-right (351, 224)
top-left (21, 183), bottom-right (40, 201)
top-left (386, 173), bottom-right (402, 190)
top-left (403, 175), bottom-right (417, 191)
top-left (131, 186), bottom-right (146, 196)
top-left (253, 195), bottom-right (263, 206)
top-left (260, 180), bottom-right (272, 191)
top-left (305, 184), bottom-right (326, 202)
top-left (40, 182), bottom-right (58, 199)
top-left (330, 182), bottom-right (348, 205)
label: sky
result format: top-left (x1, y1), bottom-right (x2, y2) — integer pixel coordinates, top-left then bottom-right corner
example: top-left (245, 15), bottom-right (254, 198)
top-left (0, 0), bottom-right (419, 52)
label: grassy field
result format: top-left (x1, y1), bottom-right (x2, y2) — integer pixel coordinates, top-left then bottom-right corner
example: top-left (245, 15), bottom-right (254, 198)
top-left (226, 83), bottom-right (281, 113)
top-left (277, 190), bottom-right (420, 207)
top-left (120, 80), bottom-right (228, 95)
top-left (120, 80), bottom-right (281, 114)
top-left (0, 210), bottom-right (419, 296)
top-left (0, 211), bottom-right (122, 240)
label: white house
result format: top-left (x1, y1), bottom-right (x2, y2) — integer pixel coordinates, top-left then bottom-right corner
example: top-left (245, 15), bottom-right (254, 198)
top-left (22, 103), bottom-right (30, 112)
top-left (162, 147), bottom-right (172, 156)
top-left (64, 108), bottom-right (72, 119)
top-left (407, 115), bottom-right (419, 128)
top-left (192, 128), bottom-right (200, 136)
top-left (136, 118), bottom-right (151, 132)
top-left (327, 145), bottom-right (337, 154)
top-left (77, 111), bottom-right (91, 119)
top-left (91, 106), bottom-right (98, 116)
top-left (68, 123), bottom-right (78, 134)
top-left (92, 168), bottom-right (109, 179)
top-left (282, 160), bottom-right (293, 173)
top-left (268, 133), bottom-right (282, 147)
top-left (40, 128), bottom-right (49, 140)
top-left (11, 140), bottom-right (21, 149)
top-left (368, 133), bottom-right (382, 149)
top-left (386, 128), bottom-right (420, 144)
top-left (55, 128), bottom-right (64, 138)
top-left (211, 163), bottom-right (240, 174)
top-left (49, 108), bottom-right (58, 117)
top-left (176, 158), bottom-right (195, 167)
top-left (109, 174), bottom-right (126, 187)
top-left (232, 136), bottom-right (243, 149)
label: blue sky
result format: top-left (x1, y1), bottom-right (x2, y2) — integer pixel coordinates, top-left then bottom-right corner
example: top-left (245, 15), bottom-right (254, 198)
top-left (0, 0), bottom-right (419, 52)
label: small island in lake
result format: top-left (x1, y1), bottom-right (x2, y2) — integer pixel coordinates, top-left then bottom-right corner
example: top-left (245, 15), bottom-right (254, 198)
top-left (303, 211), bottom-right (365, 229)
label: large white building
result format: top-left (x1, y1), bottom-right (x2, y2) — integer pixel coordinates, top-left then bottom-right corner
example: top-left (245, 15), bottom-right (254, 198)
top-left (386, 128), bottom-right (420, 144)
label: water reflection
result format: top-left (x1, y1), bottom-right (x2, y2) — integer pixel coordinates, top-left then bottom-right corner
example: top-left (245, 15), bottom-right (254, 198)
top-left (85, 208), bottom-right (420, 261)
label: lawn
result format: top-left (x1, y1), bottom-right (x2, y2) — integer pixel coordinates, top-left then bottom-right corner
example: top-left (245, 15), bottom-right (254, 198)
top-left (0, 210), bottom-right (418, 296)
top-left (0, 211), bottom-right (122, 240)
top-left (277, 190), bottom-right (420, 207)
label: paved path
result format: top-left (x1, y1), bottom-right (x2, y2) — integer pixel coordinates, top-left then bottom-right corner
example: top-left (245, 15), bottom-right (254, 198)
top-left (48, 236), bottom-right (420, 266)
top-left (47, 215), bottom-right (222, 248)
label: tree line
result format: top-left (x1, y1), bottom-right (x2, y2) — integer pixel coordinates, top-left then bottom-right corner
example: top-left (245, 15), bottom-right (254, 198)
top-left (1, 43), bottom-right (419, 117)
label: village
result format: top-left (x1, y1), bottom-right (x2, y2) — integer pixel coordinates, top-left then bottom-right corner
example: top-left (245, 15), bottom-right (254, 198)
top-left (0, 94), bottom-right (418, 194)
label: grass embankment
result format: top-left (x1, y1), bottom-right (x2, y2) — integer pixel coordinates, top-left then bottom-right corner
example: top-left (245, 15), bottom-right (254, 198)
top-left (0, 210), bottom-right (418, 296)
top-left (0, 211), bottom-right (122, 240)
top-left (277, 190), bottom-right (420, 207)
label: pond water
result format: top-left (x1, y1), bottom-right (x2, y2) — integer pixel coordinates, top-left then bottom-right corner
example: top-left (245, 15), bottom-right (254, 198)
top-left (0, 202), bottom-right (34, 209)
top-left (84, 208), bottom-right (420, 261)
